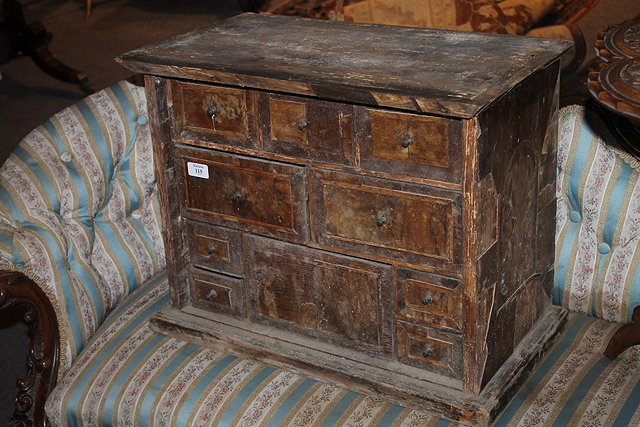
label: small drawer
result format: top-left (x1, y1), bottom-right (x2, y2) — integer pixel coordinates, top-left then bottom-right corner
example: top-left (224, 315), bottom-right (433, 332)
top-left (171, 80), bottom-right (258, 149)
top-left (396, 321), bottom-right (463, 380)
top-left (186, 221), bottom-right (243, 276)
top-left (357, 108), bottom-right (463, 183)
top-left (190, 268), bottom-right (244, 317)
top-left (310, 169), bottom-right (462, 272)
top-left (397, 269), bottom-right (462, 332)
top-left (178, 147), bottom-right (309, 244)
top-left (260, 94), bottom-right (355, 165)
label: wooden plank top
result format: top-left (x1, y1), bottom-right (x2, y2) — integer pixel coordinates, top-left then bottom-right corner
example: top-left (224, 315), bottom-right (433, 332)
top-left (117, 13), bottom-right (572, 118)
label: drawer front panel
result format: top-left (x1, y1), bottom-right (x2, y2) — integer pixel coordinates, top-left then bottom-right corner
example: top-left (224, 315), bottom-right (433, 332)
top-left (190, 268), bottom-right (244, 317)
top-left (178, 147), bottom-right (309, 244)
top-left (358, 108), bottom-right (463, 183)
top-left (311, 169), bottom-right (462, 271)
top-left (397, 269), bottom-right (463, 332)
top-left (244, 235), bottom-right (393, 353)
top-left (396, 321), bottom-right (463, 380)
top-left (172, 81), bottom-right (258, 149)
top-left (185, 221), bottom-right (243, 276)
top-left (261, 94), bottom-right (355, 165)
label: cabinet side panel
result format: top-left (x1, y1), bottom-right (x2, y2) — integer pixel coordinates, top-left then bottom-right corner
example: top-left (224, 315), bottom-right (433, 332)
top-left (471, 62), bottom-right (561, 390)
top-left (144, 76), bottom-right (190, 308)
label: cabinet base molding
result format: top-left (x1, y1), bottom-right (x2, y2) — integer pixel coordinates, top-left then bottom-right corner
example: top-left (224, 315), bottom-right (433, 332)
top-left (151, 305), bottom-right (568, 425)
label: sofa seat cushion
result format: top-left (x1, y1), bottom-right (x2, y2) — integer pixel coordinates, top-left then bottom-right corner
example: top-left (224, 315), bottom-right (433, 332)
top-left (45, 273), bottom-right (640, 426)
top-left (555, 105), bottom-right (640, 323)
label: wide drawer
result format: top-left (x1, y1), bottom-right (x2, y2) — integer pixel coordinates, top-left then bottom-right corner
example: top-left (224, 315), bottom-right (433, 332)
top-left (171, 80), bottom-right (258, 149)
top-left (397, 268), bottom-right (463, 332)
top-left (310, 168), bottom-right (462, 272)
top-left (357, 108), bottom-right (463, 183)
top-left (260, 93), bottom-right (355, 166)
top-left (244, 235), bottom-right (393, 354)
top-left (189, 268), bottom-right (244, 318)
top-left (185, 221), bottom-right (243, 277)
top-left (177, 146), bottom-right (309, 244)
top-left (396, 321), bottom-right (463, 380)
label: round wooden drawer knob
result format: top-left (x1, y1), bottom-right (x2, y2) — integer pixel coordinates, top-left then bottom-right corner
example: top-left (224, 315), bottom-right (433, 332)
top-left (206, 106), bottom-right (217, 118)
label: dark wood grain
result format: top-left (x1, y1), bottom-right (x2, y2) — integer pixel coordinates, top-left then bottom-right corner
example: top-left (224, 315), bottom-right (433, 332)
top-left (357, 107), bottom-right (464, 183)
top-left (310, 167), bottom-right (463, 275)
top-left (370, 110), bottom-right (450, 168)
top-left (244, 235), bottom-right (393, 353)
top-left (171, 80), bottom-right (260, 150)
top-left (0, 271), bottom-right (59, 427)
top-left (397, 268), bottom-right (463, 332)
top-left (190, 268), bottom-right (245, 317)
top-left (185, 220), bottom-right (243, 277)
top-left (145, 75), bottom-right (192, 309)
top-left (134, 15), bottom-right (568, 423)
top-left (588, 20), bottom-right (640, 160)
top-left (177, 145), bottom-right (310, 244)
top-left (261, 93), bottom-right (355, 166)
top-left (396, 320), bottom-right (463, 380)
top-left (471, 63), bottom-right (561, 390)
top-left (605, 306), bottom-right (640, 358)
top-left (119, 13), bottom-right (571, 118)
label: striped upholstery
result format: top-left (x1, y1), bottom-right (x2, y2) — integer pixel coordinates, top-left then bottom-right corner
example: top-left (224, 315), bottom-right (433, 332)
top-left (0, 80), bottom-right (165, 372)
top-left (44, 272), bottom-right (640, 426)
top-left (554, 105), bottom-right (640, 323)
top-left (2, 84), bottom-right (639, 425)
top-left (44, 274), bottom-right (436, 426)
top-left (495, 314), bottom-right (640, 426)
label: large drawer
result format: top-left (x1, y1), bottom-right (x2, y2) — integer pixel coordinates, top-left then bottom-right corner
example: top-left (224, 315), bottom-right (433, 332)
top-left (310, 168), bottom-right (463, 272)
top-left (171, 80), bottom-right (259, 149)
top-left (177, 146), bottom-right (309, 244)
top-left (244, 235), bottom-right (393, 354)
top-left (357, 108), bottom-right (463, 184)
top-left (260, 93), bottom-right (355, 166)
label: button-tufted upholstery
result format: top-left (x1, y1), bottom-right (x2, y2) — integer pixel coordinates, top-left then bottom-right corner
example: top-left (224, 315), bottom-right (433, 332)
top-left (555, 105), bottom-right (640, 323)
top-left (2, 85), bottom-right (640, 425)
top-left (0, 80), bottom-right (165, 373)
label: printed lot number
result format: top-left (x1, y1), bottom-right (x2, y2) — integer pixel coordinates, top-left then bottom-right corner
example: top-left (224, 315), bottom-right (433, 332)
top-left (188, 162), bottom-right (209, 179)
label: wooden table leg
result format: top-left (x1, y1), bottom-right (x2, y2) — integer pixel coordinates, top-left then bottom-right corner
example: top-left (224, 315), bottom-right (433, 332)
top-left (1, 0), bottom-right (92, 93)
top-left (605, 306), bottom-right (640, 359)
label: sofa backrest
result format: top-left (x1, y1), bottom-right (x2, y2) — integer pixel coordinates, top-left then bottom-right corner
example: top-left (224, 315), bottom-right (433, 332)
top-left (0, 80), bottom-right (165, 371)
top-left (555, 105), bottom-right (640, 323)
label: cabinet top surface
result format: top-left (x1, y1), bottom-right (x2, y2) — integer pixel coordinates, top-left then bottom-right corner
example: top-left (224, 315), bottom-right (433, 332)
top-left (118, 13), bottom-right (571, 117)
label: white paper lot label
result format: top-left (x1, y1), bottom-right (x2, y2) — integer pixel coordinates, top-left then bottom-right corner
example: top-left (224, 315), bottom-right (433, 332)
top-left (187, 162), bottom-right (209, 179)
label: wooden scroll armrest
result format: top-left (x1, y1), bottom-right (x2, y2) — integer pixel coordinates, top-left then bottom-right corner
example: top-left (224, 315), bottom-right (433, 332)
top-left (0, 270), bottom-right (59, 427)
top-left (605, 306), bottom-right (640, 359)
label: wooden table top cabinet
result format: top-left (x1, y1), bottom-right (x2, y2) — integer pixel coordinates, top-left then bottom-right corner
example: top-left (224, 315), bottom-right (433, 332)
top-left (118, 13), bottom-right (572, 425)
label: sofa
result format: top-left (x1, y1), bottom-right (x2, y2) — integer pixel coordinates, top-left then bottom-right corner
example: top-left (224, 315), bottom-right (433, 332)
top-left (1, 79), bottom-right (639, 426)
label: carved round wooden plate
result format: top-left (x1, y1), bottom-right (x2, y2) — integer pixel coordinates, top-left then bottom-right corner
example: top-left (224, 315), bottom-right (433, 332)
top-left (600, 21), bottom-right (640, 60)
top-left (589, 20), bottom-right (640, 121)
top-left (589, 58), bottom-right (640, 120)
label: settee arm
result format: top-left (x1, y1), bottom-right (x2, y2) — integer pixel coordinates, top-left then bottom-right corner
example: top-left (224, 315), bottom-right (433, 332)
top-left (0, 79), bottom-right (165, 425)
top-left (0, 270), bottom-right (59, 427)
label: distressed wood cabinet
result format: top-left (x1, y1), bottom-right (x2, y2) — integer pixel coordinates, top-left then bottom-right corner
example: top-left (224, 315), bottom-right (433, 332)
top-left (118, 13), bottom-right (572, 424)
